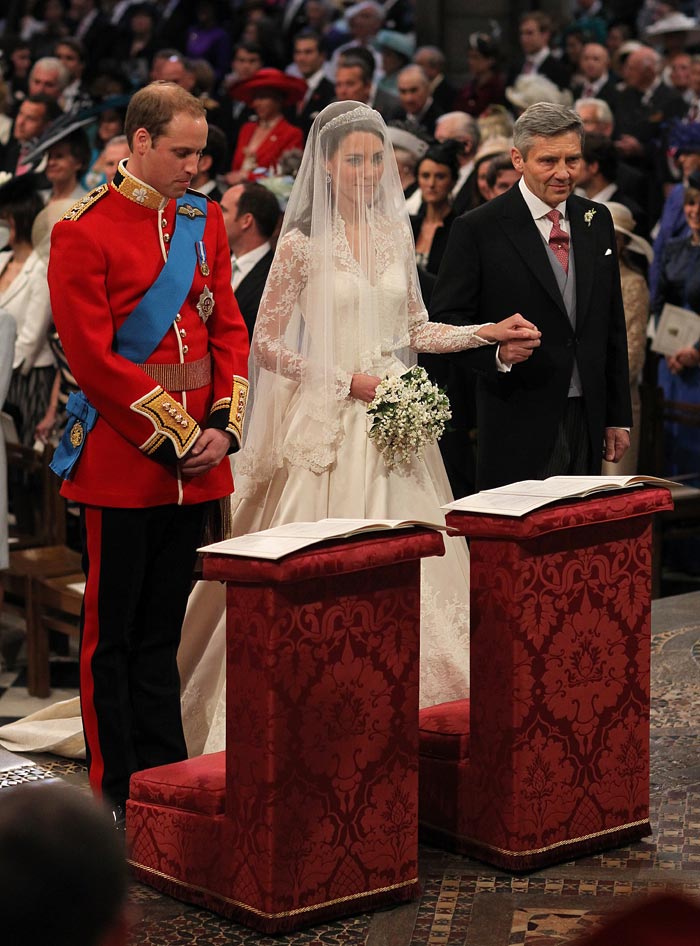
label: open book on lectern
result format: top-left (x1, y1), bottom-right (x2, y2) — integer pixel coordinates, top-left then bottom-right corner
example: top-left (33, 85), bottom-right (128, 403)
top-left (442, 475), bottom-right (676, 518)
top-left (199, 517), bottom-right (446, 560)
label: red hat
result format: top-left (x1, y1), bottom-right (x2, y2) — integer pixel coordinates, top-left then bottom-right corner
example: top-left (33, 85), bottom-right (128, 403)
top-left (229, 68), bottom-right (307, 106)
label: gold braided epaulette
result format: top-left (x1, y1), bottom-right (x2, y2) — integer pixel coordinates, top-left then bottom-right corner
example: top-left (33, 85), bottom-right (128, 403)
top-left (61, 184), bottom-right (110, 221)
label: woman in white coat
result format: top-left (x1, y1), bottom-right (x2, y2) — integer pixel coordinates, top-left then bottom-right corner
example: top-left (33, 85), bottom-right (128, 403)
top-left (0, 174), bottom-right (54, 445)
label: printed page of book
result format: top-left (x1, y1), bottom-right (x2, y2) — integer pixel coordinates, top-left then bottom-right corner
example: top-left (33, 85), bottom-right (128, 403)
top-left (443, 475), bottom-right (674, 517)
top-left (651, 303), bottom-right (700, 356)
top-left (199, 518), bottom-right (445, 559)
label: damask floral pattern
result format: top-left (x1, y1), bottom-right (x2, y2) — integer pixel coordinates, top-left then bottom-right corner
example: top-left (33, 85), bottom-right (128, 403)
top-left (129, 531), bottom-right (440, 931)
top-left (421, 489), bottom-right (673, 870)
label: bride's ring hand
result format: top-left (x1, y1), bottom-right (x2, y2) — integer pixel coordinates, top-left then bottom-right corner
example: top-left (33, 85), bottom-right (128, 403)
top-left (351, 373), bottom-right (382, 403)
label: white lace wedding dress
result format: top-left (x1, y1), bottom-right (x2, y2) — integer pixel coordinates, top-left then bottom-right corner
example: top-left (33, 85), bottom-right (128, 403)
top-left (0, 218), bottom-right (490, 760)
top-left (180, 219), bottom-right (491, 754)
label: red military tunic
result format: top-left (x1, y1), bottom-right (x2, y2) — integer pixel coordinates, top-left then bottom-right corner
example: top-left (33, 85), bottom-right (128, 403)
top-left (48, 163), bottom-right (249, 508)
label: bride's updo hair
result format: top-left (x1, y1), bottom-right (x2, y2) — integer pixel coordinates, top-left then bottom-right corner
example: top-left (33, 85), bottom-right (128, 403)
top-left (317, 101), bottom-right (385, 157)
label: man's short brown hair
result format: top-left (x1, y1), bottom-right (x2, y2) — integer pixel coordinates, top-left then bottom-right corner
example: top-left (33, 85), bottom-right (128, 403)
top-left (124, 81), bottom-right (206, 148)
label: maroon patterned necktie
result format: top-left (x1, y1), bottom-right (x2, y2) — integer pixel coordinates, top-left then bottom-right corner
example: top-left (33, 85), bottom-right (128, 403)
top-left (546, 209), bottom-right (569, 274)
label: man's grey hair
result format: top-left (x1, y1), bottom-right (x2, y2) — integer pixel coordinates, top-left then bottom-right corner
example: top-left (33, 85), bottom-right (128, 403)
top-left (30, 57), bottom-right (70, 90)
top-left (435, 111), bottom-right (481, 149)
top-left (574, 97), bottom-right (613, 126)
top-left (513, 103), bottom-right (584, 158)
top-left (398, 64), bottom-right (430, 89)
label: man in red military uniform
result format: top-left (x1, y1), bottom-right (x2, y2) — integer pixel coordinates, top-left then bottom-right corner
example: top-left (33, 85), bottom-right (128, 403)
top-left (48, 82), bottom-right (250, 824)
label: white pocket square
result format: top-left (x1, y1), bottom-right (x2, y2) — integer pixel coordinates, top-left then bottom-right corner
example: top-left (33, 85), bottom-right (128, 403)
top-left (605, 248), bottom-right (612, 256)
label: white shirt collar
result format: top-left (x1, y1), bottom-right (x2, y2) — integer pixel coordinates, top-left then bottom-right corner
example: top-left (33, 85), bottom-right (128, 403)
top-left (231, 241), bottom-right (271, 286)
top-left (519, 176), bottom-right (567, 221)
top-left (527, 46), bottom-right (551, 70)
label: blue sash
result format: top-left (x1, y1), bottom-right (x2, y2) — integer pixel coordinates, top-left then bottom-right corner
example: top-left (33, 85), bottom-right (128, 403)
top-left (51, 193), bottom-right (208, 480)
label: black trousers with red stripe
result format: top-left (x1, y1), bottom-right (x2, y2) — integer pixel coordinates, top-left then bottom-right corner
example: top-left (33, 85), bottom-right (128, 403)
top-left (79, 502), bottom-right (208, 806)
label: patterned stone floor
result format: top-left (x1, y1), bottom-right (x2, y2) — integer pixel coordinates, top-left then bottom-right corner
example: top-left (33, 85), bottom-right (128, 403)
top-left (3, 590), bottom-right (700, 944)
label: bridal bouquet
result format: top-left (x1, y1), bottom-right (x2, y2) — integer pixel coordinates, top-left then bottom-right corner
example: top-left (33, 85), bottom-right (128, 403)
top-left (367, 366), bottom-right (451, 470)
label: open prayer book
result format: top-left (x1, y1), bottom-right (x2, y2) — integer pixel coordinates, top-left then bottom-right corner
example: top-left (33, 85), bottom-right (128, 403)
top-left (442, 475), bottom-right (675, 518)
top-left (199, 517), bottom-right (446, 560)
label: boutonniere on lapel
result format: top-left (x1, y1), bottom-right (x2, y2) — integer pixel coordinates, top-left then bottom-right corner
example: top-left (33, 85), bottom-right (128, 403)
top-left (584, 208), bottom-right (596, 227)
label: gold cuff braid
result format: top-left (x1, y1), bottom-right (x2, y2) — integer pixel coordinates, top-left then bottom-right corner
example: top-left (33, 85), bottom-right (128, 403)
top-left (132, 387), bottom-right (201, 459)
top-left (211, 375), bottom-right (248, 447)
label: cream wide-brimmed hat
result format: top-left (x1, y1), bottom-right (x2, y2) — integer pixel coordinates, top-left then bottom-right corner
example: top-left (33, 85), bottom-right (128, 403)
top-left (644, 12), bottom-right (700, 45)
top-left (505, 74), bottom-right (573, 112)
top-left (601, 201), bottom-right (653, 263)
top-left (473, 135), bottom-right (513, 167)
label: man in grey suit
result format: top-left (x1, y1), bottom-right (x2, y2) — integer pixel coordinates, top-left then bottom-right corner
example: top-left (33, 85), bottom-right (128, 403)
top-left (220, 181), bottom-right (281, 340)
top-left (431, 103), bottom-right (631, 490)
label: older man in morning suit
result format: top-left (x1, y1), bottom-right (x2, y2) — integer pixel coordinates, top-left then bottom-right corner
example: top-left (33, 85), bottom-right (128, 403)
top-left (430, 103), bottom-right (631, 490)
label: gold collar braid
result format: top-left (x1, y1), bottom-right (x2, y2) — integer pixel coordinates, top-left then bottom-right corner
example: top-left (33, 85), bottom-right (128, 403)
top-left (112, 160), bottom-right (166, 211)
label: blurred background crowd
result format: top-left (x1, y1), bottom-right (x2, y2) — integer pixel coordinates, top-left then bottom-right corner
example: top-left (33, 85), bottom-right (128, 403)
top-left (1, 0), bottom-right (700, 580)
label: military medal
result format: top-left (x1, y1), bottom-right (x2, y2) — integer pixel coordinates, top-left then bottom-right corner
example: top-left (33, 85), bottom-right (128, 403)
top-left (197, 285), bottom-right (215, 323)
top-left (69, 420), bottom-right (84, 448)
top-left (196, 240), bottom-right (210, 276)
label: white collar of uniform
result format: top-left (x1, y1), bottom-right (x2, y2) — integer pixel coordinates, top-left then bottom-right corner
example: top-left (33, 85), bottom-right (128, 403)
top-left (519, 176), bottom-right (567, 222)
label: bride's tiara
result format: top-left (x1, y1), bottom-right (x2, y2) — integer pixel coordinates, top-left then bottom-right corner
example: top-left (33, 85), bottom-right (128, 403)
top-left (319, 105), bottom-right (382, 137)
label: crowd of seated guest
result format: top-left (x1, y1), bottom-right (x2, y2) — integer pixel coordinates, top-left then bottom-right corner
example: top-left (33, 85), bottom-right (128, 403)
top-left (1, 0), bottom-right (700, 567)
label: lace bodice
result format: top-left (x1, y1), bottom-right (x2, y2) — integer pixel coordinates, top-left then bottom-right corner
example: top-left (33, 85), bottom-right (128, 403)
top-left (253, 215), bottom-right (490, 395)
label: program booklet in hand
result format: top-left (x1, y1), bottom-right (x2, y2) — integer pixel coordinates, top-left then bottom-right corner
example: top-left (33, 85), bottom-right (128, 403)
top-left (199, 517), bottom-right (446, 560)
top-left (651, 303), bottom-right (700, 357)
top-left (443, 475), bottom-right (675, 518)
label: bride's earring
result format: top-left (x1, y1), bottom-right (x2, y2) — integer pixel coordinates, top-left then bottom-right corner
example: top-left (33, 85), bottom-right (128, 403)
top-left (326, 171), bottom-right (332, 184)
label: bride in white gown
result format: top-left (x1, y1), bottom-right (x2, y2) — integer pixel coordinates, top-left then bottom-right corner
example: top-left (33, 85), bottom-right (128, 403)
top-left (0, 102), bottom-right (539, 759)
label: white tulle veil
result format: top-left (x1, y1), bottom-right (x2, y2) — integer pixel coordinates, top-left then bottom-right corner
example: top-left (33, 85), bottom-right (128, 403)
top-left (234, 100), bottom-right (424, 491)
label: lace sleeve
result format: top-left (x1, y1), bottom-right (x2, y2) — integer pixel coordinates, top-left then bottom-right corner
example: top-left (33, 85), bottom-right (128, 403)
top-left (405, 240), bottom-right (492, 354)
top-left (252, 229), bottom-right (307, 381)
top-left (252, 230), bottom-right (352, 397)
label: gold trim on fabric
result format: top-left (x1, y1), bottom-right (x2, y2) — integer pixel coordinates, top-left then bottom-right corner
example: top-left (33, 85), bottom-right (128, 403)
top-left (132, 387), bottom-right (200, 458)
top-left (138, 355), bottom-right (212, 392)
top-left (141, 432), bottom-right (167, 456)
top-left (127, 859), bottom-right (418, 919)
top-left (61, 184), bottom-right (109, 221)
top-left (228, 375), bottom-right (249, 444)
top-left (421, 818), bottom-right (650, 858)
top-left (112, 163), bottom-right (164, 210)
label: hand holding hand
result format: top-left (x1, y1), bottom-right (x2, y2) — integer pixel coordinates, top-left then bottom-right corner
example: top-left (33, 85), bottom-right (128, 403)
top-left (477, 313), bottom-right (541, 344)
top-left (180, 428), bottom-right (232, 478)
top-left (483, 313), bottom-right (541, 365)
top-left (603, 427), bottom-right (630, 463)
top-left (350, 373), bottom-right (382, 403)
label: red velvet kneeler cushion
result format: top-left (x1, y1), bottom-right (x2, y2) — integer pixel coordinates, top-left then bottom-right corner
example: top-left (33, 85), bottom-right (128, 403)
top-left (130, 752), bottom-right (226, 817)
top-left (419, 699), bottom-right (470, 762)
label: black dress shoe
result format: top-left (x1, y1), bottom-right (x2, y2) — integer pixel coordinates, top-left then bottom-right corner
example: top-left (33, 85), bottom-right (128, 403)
top-left (110, 803), bottom-right (126, 834)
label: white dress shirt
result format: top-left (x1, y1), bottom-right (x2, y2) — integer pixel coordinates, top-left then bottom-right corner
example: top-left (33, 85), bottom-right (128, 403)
top-left (231, 242), bottom-right (271, 292)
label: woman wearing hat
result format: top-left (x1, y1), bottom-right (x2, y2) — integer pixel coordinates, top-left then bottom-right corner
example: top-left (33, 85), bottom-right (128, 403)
top-left (454, 33), bottom-right (506, 118)
top-left (227, 68), bottom-right (306, 183)
top-left (600, 202), bottom-right (653, 475)
top-left (650, 120), bottom-right (700, 300)
top-left (652, 180), bottom-right (700, 486)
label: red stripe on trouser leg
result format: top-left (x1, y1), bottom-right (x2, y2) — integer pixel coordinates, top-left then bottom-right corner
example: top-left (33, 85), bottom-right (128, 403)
top-left (81, 505), bottom-right (105, 797)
